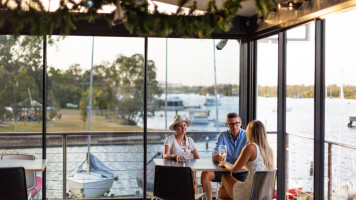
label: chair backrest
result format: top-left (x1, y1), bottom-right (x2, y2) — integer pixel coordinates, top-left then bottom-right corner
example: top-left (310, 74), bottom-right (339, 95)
top-left (153, 165), bottom-right (195, 200)
top-left (0, 167), bottom-right (28, 200)
top-left (1, 154), bottom-right (36, 190)
top-left (250, 170), bottom-right (277, 200)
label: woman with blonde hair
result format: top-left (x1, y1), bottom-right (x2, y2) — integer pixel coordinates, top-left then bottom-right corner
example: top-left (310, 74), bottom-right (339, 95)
top-left (217, 120), bottom-right (274, 200)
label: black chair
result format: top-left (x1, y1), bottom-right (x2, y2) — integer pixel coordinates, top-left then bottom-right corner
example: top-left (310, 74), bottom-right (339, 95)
top-left (153, 165), bottom-right (206, 200)
top-left (0, 167), bottom-right (28, 200)
top-left (249, 170), bottom-right (277, 200)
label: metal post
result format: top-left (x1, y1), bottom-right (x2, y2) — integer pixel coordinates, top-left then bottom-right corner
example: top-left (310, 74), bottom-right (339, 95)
top-left (143, 37), bottom-right (148, 199)
top-left (42, 35), bottom-right (47, 200)
top-left (328, 143), bottom-right (332, 200)
top-left (63, 135), bottom-right (67, 199)
top-left (239, 39), bottom-right (256, 127)
top-left (314, 18), bottom-right (326, 200)
top-left (277, 31), bottom-right (287, 200)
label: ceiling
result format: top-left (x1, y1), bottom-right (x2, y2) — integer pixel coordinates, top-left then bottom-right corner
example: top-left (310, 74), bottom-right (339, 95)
top-left (152, 0), bottom-right (257, 17)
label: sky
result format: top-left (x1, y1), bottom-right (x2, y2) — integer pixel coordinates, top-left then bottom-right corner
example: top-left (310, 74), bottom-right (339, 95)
top-left (46, 6), bottom-right (356, 87)
top-left (47, 37), bottom-right (241, 87)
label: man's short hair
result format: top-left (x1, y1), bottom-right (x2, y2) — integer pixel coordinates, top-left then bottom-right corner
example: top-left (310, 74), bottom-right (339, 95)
top-left (226, 112), bottom-right (240, 122)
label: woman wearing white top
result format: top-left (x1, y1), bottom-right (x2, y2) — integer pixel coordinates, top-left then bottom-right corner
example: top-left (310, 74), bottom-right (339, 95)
top-left (163, 115), bottom-right (200, 161)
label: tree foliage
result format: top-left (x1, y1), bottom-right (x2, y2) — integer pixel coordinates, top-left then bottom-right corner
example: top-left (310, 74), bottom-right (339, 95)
top-left (258, 84), bottom-right (356, 99)
top-left (47, 53), bottom-right (162, 125)
top-left (0, 35), bottom-right (163, 127)
top-left (0, 35), bottom-right (44, 128)
top-left (0, 0), bottom-right (276, 38)
top-left (112, 54), bottom-right (163, 124)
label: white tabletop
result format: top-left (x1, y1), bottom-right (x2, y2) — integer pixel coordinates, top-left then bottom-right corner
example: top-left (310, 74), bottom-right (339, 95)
top-left (0, 159), bottom-right (48, 172)
top-left (153, 159), bottom-right (228, 172)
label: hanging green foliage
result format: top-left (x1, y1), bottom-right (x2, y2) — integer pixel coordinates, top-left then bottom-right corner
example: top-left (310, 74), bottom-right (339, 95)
top-left (0, 0), bottom-right (276, 37)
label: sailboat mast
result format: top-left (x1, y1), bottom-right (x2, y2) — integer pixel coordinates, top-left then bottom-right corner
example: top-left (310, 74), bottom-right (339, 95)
top-left (88, 36), bottom-right (95, 153)
top-left (165, 38), bottom-right (168, 130)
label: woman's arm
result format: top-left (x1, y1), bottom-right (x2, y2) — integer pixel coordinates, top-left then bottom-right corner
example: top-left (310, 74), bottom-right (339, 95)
top-left (163, 145), bottom-right (176, 160)
top-left (219, 144), bottom-right (257, 173)
top-left (191, 148), bottom-right (200, 159)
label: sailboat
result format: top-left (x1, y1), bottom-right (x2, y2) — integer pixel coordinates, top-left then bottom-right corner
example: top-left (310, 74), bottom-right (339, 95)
top-left (67, 37), bottom-right (118, 198)
top-left (67, 153), bottom-right (118, 198)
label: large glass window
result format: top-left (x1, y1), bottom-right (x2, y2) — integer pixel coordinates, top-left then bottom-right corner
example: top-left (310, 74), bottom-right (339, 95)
top-left (325, 9), bottom-right (356, 200)
top-left (147, 38), bottom-right (240, 198)
top-left (256, 35), bottom-right (278, 182)
top-left (47, 36), bottom-right (145, 199)
top-left (286, 23), bottom-right (315, 199)
top-left (256, 37), bottom-right (278, 132)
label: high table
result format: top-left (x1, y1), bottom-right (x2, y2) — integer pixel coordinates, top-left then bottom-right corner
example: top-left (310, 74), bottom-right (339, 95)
top-left (0, 159), bottom-right (48, 172)
top-left (153, 159), bottom-right (228, 194)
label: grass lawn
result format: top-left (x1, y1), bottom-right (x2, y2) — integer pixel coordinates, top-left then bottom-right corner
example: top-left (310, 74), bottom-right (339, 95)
top-left (0, 109), bottom-right (144, 132)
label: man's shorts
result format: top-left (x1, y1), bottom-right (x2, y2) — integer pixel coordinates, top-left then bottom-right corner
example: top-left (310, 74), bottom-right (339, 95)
top-left (213, 171), bottom-right (248, 182)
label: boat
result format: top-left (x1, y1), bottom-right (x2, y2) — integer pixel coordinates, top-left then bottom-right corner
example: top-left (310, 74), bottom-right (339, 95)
top-left (204, 97), bottom-right (221, 106)
top-left (163, 96), bottom-right (184, 110)
top-left (186, 109), bottom-right (210, 124)
top-left (67, 153), bottom-right (118, 198)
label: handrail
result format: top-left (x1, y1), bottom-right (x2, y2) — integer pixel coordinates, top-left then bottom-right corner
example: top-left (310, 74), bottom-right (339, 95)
top-left (0, 131), bottom-right (219, 136)
top-left (286, 132), bottom-right (356, 150)
top-left (1, 130), bottom-right (355, 149)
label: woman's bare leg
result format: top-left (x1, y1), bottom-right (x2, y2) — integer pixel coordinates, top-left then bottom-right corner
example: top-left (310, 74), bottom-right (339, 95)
top-left (221, 174), bottom-right (238, 199)
top-left (217, 185), bottom-right (230, 199)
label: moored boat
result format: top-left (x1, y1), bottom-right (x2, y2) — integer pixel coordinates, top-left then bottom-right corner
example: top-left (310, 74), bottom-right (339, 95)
top-left (186, 109), bottom-right (210, 124)
top-left (67, 152), bottom-right (118, 198)
top-left (204, 97), bottom-right (221, 106)
top-left (163, 96), bottom-right (184, 110)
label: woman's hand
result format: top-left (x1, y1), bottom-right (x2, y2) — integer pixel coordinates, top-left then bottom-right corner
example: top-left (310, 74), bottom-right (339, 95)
top-left (175, 155), bottom-right (185, 161)
top-left (218, 161), bottom-right (227, 168)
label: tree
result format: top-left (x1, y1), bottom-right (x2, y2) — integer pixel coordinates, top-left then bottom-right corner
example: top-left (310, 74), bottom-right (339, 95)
top-left (80, 100), bottom-right (88, 129)
top-left (93, 87), bottom-right (112, 116)
top-left (112, 54), bottom-right (163, 125)
top-left (48, 65), bottom-right (82, 108)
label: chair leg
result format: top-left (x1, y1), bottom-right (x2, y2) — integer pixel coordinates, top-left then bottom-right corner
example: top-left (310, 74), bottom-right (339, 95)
top-left (28, 193), bottom-right (32, 200)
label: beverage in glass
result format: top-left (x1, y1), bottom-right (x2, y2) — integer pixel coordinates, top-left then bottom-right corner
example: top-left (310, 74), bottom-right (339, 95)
top-left (180, 141), bottom-right (189, 160)
top-left (219, 145), bottom-right (227, 162)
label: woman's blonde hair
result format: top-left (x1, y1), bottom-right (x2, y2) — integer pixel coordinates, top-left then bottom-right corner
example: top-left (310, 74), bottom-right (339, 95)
top-left (246, 120), bottom-right (274, 170)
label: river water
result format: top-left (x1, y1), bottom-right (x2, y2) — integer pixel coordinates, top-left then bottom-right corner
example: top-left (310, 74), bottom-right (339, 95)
top-left (3, 94), bottom-right (356, 199)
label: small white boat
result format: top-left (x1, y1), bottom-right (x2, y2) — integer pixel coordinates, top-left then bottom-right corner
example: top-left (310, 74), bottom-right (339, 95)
top-left (67, 172), bottom-right (116, 198)
top-left (68, 153), bottom-right (118, 198)
top-left (186, 109), bottom-right (210, 124)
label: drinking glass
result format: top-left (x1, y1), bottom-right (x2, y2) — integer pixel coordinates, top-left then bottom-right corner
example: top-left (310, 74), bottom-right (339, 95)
top-left (180, 141), bottom-right (189, 160)
top-left (219, 145), bottom-right (227, 162)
